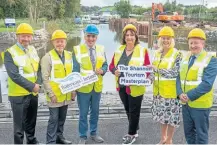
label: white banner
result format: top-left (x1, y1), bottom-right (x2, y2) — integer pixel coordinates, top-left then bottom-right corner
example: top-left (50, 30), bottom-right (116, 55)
top-left (4, 18), bottom-right (15, 24)
top-left (118, 65), bottom-right (153, 86)
top-left (82, 73), bottom-right (99, 86)
top-left (58, 72), bottom-right (98, 94)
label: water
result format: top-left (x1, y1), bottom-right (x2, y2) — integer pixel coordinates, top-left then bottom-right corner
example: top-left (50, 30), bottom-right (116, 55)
top-left (0, 24), bottom-right (217, 102)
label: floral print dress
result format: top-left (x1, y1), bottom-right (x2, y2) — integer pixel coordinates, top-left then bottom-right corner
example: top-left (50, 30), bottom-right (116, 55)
top-left (151, 52), bottom-right (182, 128)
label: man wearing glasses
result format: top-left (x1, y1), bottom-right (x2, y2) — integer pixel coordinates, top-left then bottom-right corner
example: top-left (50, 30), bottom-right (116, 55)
top-left (73, 24), bottom-right (108, 144)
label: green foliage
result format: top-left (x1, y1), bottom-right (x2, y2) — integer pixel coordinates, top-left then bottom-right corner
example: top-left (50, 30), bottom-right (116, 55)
top-left (132, 6), bottom-right (147, 15)
top-left (0, 0), bottom-right (81, 21)
top-left (64, 0), bottom-right (80, 17)
top-left (115, 0), bottom-right (132, 18)
top-left (163, 0), bottom-right (184, 14)
top-left (81, 6), bottom-right (101, 14)
top-left (0, 0), bottom-right (28, 18)
top-left (59, 1), bottom-right (65, 19)
top-left (0, 7), bottom-right (4, 19)
top-left (100, 6), bottom-right (114, 12)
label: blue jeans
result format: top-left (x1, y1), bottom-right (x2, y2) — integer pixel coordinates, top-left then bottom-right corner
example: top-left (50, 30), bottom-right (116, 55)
top-left (182, 105), bottom-right (210, 144)
top-left (77, 90), bottom-right (101, 139)
top-left (46, 105), bottom-right (68, 144)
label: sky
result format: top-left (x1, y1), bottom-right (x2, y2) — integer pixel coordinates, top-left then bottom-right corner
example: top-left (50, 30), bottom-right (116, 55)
top-left (80, 0), bottom-right (217, 8)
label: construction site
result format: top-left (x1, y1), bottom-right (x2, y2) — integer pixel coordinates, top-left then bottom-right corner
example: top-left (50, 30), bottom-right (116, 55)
top-left (109, 2), bottom-right (217, 50)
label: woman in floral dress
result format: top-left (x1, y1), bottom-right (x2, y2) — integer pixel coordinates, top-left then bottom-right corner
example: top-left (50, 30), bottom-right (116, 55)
top-left (152, 26), bottom-right (182, 144)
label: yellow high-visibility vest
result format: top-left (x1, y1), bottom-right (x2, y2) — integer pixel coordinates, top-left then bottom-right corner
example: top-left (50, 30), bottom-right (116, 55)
top-left (152, 48), bottom-right (180, 98)
top-left (46, 49), bottom-right (73, 102)
top-left (73, 44), bottom-right (106, 93)
top-left (180, 50), bottom-right (214, 108)
top-left (114, 44), bottom-right (147, 97)
top-left (7, 44), bottom-right (39, 96)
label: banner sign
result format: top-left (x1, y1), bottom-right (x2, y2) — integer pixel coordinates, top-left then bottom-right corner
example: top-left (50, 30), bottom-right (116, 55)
top-left (82, 73), bottom-right (99, 86)
top-left (59, 72), bottom-right (98, 94)
top-left (4, 18), bottom-right (16, 27)
top-left (118, 65), bottom-right (153, 86)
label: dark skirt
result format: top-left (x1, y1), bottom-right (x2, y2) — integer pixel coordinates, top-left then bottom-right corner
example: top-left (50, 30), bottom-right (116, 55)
top-left (151, 95), bottom-right (181, 128)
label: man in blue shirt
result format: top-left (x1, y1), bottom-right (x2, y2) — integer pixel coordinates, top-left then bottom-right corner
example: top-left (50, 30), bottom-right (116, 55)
top-left (176, 28), bottom-right (217, 144)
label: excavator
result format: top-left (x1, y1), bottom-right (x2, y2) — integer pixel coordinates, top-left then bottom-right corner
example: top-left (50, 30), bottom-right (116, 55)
top-left (152, 3), bottom-right (184, 23)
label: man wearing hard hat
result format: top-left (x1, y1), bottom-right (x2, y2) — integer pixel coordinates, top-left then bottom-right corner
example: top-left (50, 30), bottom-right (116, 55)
top-left (41, 30), bottom-right (73, 144)
top-left (176, 28), bottom-right (217, 144)
top-left (3, 23), bottom-right (41, 144)
top-left (73, 24), bottom-right (108, 144)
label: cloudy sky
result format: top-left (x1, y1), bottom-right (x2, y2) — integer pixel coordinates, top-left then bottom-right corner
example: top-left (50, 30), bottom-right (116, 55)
top-left (80, 0), bottom-right (217, 8)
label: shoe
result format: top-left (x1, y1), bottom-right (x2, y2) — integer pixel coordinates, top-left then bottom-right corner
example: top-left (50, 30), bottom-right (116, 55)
top-left (27, 138), bottom-right (40, 144)
top-left (90, 135), bottom-right (104, 143)
top-left (122, 135), bottom-right (136, 145)
top-left (156, 140), bottom-right (166, 145)
top-left (56, 137), bottom-right (72, 144)
top-left (78, 138), bottom-right (87, 145)
top-left (123, 132), bottom-right (139, 141)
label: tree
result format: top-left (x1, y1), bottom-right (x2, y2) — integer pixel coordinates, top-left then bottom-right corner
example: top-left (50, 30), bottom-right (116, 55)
top-left (171, 0), bottom-right (177, 12)
top-left (0, 7), bottom-right (4, 18)
top-left (0, 0), bottom-right (81, 21)
top-left (163, 0), bottom-right (172, 12)
top-left (115, 0), bottom-right (132, 18)
top-left (58, 1), bottom-right (65, 19)
top-left (132, 6), bottom-right (147, 15)
top-left (0, 0), bottom-right (27, 18)
top-left (55, 0), bottom-right (65, 19)
top-left (64, 0), bottom-right (80, 17)
top-left (26, 0), bottom-right (56, 23)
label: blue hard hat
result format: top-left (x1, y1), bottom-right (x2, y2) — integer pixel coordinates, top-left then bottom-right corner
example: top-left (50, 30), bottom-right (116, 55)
top-left (84, 24), bottom-right (99, 35)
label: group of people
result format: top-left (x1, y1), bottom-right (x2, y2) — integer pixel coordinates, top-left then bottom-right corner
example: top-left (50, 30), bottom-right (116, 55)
top-left (1, 22), bottom-right (217, 145)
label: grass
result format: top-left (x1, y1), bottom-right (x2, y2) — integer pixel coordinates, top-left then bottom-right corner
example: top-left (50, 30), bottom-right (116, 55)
top-left (45, 18), bottom-right (80, 34)
top-left (0, 18), bottom-right (29, 32)
top-left (0, 27), bottom-right (15, 32)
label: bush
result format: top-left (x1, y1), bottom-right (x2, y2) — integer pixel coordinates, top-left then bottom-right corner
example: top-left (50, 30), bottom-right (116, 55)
top-left (46, 20), bottom-right (60, 34)
top-left (0, 8), bottom-right (4, 19)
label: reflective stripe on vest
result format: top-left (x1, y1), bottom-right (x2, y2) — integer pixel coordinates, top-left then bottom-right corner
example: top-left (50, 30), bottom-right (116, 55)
top-left (7, 44), bottom-right (39, 96)
top-left (46, 49), bottom-right (73, 103)
top-left (114, 44), bottom-right (147, 97)
top-left (180, 50), bottom-right (213, 108)
top-left (154, 77), bottom-right (176, 81)
top-left (73, 44), bottom-right (106, 93)
top-left (152, 48), bottom-right (179, 98)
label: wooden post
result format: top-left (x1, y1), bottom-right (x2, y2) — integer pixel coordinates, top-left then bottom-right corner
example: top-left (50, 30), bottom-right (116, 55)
top-left (148, 20), bottom-right (153, 49)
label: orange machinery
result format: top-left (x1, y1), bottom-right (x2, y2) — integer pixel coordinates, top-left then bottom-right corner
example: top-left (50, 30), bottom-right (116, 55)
top-left (152, 3), bottom-right (184, 22)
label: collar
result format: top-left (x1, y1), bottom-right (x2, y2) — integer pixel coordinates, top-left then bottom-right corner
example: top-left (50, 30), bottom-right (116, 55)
top-left (16, 42), bottom-right (26, 51)
top-left (54, 49), bottom-right (64, 57)
top-left (85, 43), bottom-right (96, 49)
top-left (191, 49), bottom-right (203, 58)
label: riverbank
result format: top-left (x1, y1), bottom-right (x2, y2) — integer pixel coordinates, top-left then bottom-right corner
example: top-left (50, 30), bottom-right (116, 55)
top-left (0, 18), bottom-right (84, 51)
top-left (1, 89), bottom-right (217, 119)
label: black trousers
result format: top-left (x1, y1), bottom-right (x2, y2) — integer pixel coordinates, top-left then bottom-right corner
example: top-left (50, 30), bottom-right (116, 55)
top-left (119, 87), bottom-right (143, 135)
top-left (46, 105), bottom-right (68, 144)
top-left (9, 94), bottom-right (38, 144)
